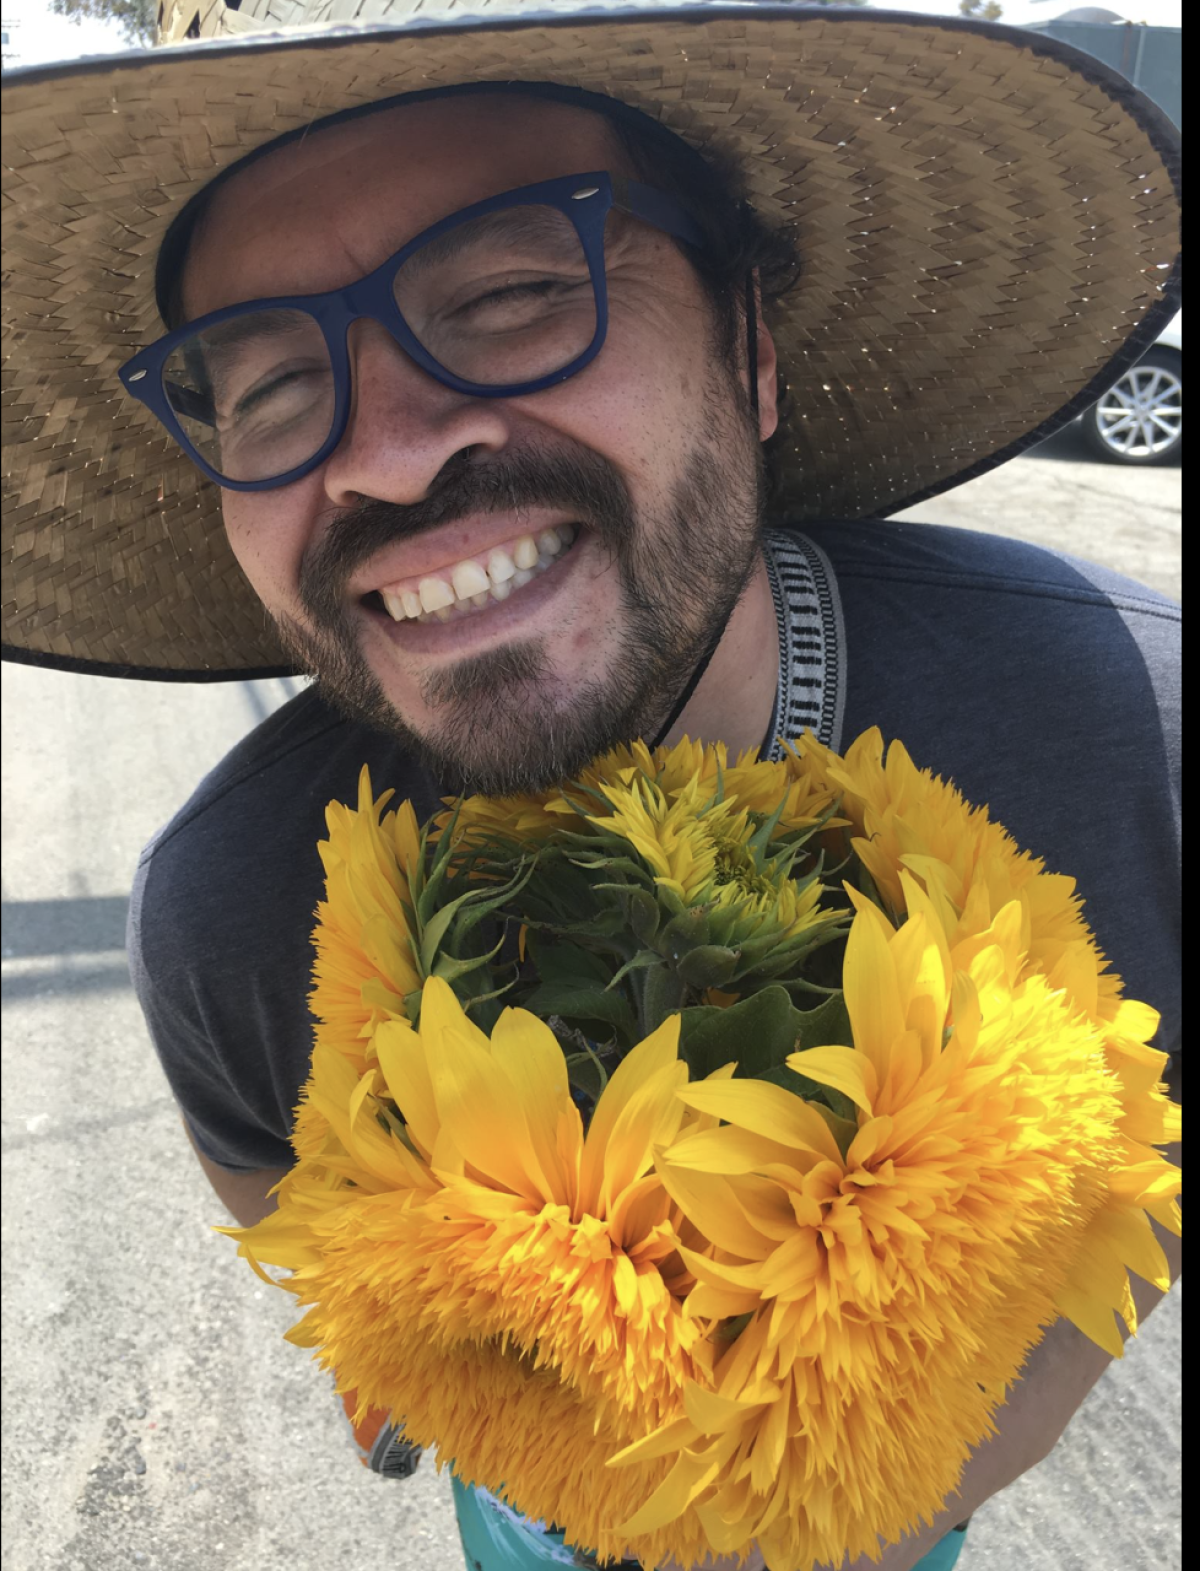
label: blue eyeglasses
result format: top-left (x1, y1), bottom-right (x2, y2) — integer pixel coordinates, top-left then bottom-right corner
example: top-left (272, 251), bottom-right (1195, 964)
top-left (118, 171), bottom-right (707, 492)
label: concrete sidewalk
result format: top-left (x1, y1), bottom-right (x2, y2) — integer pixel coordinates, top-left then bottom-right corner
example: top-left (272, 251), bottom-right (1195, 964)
top-left (2, 447), bottom-right (1180, 1571)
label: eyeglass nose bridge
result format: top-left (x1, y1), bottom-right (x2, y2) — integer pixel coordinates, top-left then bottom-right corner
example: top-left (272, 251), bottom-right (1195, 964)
top-left (329, 284), bottom-right (434, 385)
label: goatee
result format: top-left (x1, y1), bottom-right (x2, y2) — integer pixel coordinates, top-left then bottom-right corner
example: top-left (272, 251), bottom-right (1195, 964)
top-left (273, 393), bottom-right (763, 795)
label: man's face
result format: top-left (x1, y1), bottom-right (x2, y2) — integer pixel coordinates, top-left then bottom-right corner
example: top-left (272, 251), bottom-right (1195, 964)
top-left (182, 95), bottom-right (778, 792)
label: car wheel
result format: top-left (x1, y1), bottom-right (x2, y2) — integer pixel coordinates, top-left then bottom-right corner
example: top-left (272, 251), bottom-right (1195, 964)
top-left (1079, 348), bottom-right (1182, 464)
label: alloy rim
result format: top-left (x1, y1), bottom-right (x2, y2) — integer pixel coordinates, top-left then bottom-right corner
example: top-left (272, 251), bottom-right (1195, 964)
top-left (1095, 364), bottom-right (1183, 458)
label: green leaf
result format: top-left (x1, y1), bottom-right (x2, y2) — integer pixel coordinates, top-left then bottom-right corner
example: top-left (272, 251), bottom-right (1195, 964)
top-left (417, 887), bottom-right (483, 975)
top-left (524, 981), bottom-right (638, 1044)
top-left (416, 807), bottom-right (459, 927)
top-left (606, 949), bottom-right (666, 992)
top-left (659, 905), bottom-right (711, 959)
top-left (675, 944), bottom-right (742, 990)
top-left (789, 989), bottom-right (853, 1054)
top-left (675, 985), bottom-right (853, 1086)
top-left (625, 888), bottom-right (661, 945)
top-left (525, 937), bottom-right (613, 989)
top-left (640, 963), bottom-right (686, 1034)
top-left (431, 936), bottom-right (504, 987)
top-left (677, 985), bottom-right (803, 1080)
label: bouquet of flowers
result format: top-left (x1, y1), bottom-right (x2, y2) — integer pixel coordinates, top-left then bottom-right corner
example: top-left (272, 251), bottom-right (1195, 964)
top-left (227, 729), bottom-right (1181, 1570)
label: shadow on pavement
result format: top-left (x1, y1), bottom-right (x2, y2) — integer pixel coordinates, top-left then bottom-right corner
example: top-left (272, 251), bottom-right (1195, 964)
top-left (2, 894), bottom-right (129, 955)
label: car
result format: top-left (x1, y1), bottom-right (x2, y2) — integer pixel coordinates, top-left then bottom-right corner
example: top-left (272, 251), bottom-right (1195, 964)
top-left (1076, 309), bottom-right (1182, 464)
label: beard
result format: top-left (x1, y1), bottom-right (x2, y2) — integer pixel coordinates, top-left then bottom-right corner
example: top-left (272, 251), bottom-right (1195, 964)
top-left (271, 378), bottom-right (765, 796)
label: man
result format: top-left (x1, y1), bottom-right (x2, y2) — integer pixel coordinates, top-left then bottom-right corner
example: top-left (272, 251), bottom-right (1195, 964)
top-left (1, 3), bottom-right (1181, 1569)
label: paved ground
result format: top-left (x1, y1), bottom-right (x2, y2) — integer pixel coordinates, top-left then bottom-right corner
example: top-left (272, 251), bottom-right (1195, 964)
top-left (890, 426), bottom-right (1182, 604)
top-left (2, 439), bottom-right (1180, 1571)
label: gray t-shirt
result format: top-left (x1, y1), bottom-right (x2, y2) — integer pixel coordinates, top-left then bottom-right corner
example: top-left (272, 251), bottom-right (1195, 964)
top-left (129, 520), bottom-right (1181, 1173)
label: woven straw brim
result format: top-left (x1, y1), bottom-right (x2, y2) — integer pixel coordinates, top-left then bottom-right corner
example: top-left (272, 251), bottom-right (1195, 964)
top-left (1, 5), bottom-right (1181, 680)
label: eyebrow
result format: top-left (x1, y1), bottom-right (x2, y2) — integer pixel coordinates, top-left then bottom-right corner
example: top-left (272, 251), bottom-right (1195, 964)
top-left (195, 309), bottom-right (318, 368)
top-left (399, 205), bottom-right (583, 281)
top-left (181, 310), bottom-right (322, 420)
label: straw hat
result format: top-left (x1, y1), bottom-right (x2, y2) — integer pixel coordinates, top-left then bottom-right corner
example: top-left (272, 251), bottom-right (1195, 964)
top-left (1, 2), bottom-right (1181, 681)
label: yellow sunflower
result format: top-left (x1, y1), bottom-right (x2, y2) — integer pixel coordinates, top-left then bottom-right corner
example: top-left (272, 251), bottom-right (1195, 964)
top-left (442, 734), bottom-right (842, 857)
top-left (595, 772), bottom-right (831, 952)
top-left (226, 977), bottom-right (732, 1564)
top-left (309, 765), bottom-right (422, 1067)
top-left (240, 733), bottom-right (1178, 1570)
top-left (793, 727), bottom-right (1182, 1350)
top-left (292, 768), bottom-right (424, 1162)
top-left (613, 895), bottom-right (1180, 1569)
top-left (792, 727), bottom-right (1122, 1015)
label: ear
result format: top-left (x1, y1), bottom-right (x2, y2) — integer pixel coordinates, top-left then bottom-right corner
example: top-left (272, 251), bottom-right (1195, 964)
top-left (747, 271), bottom-right (779, 442)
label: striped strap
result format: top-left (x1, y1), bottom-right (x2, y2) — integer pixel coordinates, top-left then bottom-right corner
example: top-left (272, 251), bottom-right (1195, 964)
top-left (762, 529), bottom-right (847, 757)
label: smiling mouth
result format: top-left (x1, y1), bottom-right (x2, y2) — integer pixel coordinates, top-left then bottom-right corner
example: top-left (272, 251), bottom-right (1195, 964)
top-left (361, 523), bottom-right (580, 626)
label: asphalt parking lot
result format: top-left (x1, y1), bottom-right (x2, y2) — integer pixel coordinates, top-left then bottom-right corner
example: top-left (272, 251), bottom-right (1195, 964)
top-left (1, 439), bottom-right (1180, 1571)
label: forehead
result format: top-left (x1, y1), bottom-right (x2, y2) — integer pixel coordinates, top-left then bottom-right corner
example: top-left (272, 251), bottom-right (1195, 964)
top-left (183, 95), bottom-right (623, 314)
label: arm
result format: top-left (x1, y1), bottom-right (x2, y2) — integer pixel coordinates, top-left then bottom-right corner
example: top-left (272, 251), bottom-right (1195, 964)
top-left (180, 1118), bottom-right (425, 1478)
top-left (182, 1117), bottom-right (291, 1227)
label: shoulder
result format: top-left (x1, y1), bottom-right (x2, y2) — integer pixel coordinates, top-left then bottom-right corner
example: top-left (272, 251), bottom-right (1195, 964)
top-left (801, 516), bottom-right (1178, 624)
top-left (800, 518), bottom-right (1179, 736)
top-left (796, 518), bottom-right (1180, 1053)
top-left (126, 687), bottom-right (440, 1168)
top-left (129, 685), bottom-right (438, 977)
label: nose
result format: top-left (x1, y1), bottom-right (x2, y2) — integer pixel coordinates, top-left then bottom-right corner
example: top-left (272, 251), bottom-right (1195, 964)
top-left (320, 318), bottom-right (512, 508)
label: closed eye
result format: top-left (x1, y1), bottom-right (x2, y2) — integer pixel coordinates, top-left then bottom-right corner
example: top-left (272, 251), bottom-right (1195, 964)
top-left (225, 363), bottom-right (331, 424)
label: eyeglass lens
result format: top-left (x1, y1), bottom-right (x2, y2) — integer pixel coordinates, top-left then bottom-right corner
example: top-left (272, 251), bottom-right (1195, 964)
top-left (161, 202), bottom-right (599, 483)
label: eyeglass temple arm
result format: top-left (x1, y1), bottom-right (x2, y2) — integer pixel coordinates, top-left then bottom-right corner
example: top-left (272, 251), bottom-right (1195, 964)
top-left (164, 381), bottom-right (217, 429)
top-left (612, 177), bottom-right (760, 417)
top-left (610, 176), bottom-right (709, 252)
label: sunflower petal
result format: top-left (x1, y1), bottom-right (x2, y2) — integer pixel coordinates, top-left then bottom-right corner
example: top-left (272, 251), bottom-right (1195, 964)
top-left (490, 1005), bottom-right (580, 1204)
top-left (787, 1044), bottom-right (877, 1115)
top-left (677, 1080), bottom-right (843, 1165)
top-left (579, 1015), bottom-right (682, 1213)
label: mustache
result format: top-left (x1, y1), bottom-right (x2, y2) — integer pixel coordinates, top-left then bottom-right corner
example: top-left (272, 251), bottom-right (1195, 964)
top-left (298, 444), bottom-right (635, 623)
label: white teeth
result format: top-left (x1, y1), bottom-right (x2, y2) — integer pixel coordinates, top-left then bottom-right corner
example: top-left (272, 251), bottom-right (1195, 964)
top-left (379, 526), bottom-right (579, 622)
top-left (513, 534), bottom-right (539, 570)
top-left (451, 559), bottom-right (490, 600)
top-left (419, 577), bottom-right (455, 613)
top-left (487, 548), bottom-right (516, 585)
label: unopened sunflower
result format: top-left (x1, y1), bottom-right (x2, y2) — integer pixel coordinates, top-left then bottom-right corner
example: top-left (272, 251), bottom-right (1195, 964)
top-left (227, 732), bottom-right (1180, 1571)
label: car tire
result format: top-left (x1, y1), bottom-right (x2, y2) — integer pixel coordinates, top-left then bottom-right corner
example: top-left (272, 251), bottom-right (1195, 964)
top-left (1079, 347), bottom-right (1182, 465)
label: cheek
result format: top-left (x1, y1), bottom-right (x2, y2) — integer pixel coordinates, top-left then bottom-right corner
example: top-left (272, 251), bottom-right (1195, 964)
top-left (221, 489), bottom-right (316, 613)
top-left (532, 325), bottom-right (712, 489)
